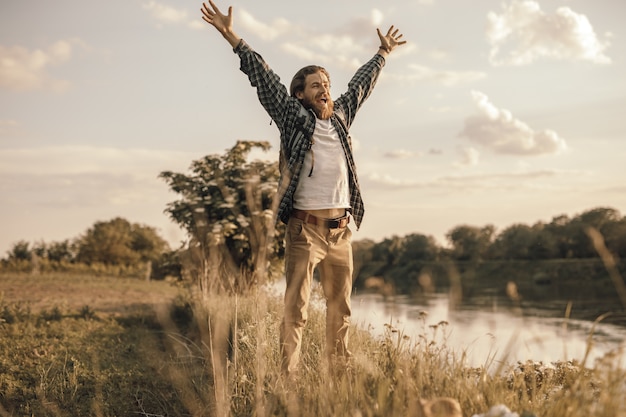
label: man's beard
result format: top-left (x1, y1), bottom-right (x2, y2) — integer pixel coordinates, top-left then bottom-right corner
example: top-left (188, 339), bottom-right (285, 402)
top-left (301, 96), bottom-right (334, 120)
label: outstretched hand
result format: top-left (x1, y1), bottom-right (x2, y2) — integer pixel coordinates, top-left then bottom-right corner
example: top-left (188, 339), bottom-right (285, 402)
top-left (201, 1), bottom-right (240, 47)
top-left (377, 26), bottom-right (406, 54)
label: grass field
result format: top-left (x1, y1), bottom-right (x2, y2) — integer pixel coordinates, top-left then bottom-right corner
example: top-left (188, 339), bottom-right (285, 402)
top-left (1, 272), bottom-right (625, 416)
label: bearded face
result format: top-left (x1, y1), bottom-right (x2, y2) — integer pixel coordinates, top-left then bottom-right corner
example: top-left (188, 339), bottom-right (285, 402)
top-left (296, 71), bottom-right (334, 120)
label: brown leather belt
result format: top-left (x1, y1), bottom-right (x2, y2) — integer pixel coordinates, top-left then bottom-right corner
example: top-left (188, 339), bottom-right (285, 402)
top-left (291, 209), bottom-right (350, 229)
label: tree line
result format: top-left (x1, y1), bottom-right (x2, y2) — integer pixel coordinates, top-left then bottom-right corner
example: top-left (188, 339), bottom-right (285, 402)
top-left (352, 206), bottom-right (626, 294)
top-left (1, 217), bottom-right (178, 279)
top-left (3, 141), bottom-right (624, 296)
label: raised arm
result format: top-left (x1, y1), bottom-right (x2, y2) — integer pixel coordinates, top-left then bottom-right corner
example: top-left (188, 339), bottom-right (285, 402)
top-left (376, 25), bottom-right (407, 58)
top-left (201, 1), bottom-right (241, 48)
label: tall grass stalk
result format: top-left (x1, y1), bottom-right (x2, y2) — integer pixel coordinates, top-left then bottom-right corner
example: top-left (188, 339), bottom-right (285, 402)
top-left (159, 180), bottom-right (626, 416)
top-left (159, 286), bottom-right (625, 416)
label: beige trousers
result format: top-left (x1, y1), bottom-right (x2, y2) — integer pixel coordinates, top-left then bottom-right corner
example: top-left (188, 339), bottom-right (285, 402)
top-left (280, 212), bottom-right (353, 376)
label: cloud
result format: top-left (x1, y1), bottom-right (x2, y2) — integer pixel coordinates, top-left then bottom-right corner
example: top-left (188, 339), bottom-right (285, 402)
top-left (143, 1), bottom-right (210, 31)
top-left (390, 64), bottom-right (486, 86)
top-left (239, 8), bottom-right (400, 69)
top-left (364, 168), bottom-right (578, 191)
top-left (143, 1), bottom-right (188, 24)
top-left (238, 9), bottom-right (293, 41)
top-left (0, 146), bottom-right (197, 207)
top-left (383, 149), bottom-right (422, 159)
top-left (0, 40), bottom-right (79, 92)
top-left (454, 147), bottom-right (480, 167)
top-left (486, 0), bottom-right (611, 65)
top-left (0, 146), bottom-right (194, 176)
top-left (459, 91), bottom-right (567, 156)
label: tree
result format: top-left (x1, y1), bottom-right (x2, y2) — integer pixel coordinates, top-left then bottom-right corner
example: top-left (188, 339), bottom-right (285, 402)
top-left (395, 233), bottom-right (440, 265)
top-left (159, 141), bottom-right (284, 294)
top-left (46, 240), bottom-right (74, 263)
top-left (446, 225), bottom-right (495, 261)
top-left (6, 240), bottom-right (32, 262)
top-left (568, 207), bottom-right (622, 258)
top-left (490, 223), bottom-right (557, 260)
top-left (75, 217), bottom-right (169, 266)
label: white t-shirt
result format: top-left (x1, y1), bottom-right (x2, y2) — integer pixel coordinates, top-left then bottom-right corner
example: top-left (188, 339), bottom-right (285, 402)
top-left (293, 118), bottom-right (351, 211)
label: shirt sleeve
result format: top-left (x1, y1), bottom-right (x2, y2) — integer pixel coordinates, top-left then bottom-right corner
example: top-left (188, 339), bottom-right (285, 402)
top-left (235, 40), bottom-right (291, 130)
top-left (334, 54), bottom-right (386, 129)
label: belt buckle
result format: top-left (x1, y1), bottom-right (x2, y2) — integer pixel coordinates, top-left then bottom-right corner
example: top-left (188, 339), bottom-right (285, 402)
top-left (327, 216), bottom-right (348, 229)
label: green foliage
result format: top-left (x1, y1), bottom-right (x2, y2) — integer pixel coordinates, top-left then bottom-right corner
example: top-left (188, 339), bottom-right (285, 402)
top-left (353, 206), bottom-right (626, 296)
top-left (446, 224), bottom-right (495, 261)
top-left (1, 218), bottom-right (173, 279)
top-left (160, 140), bottom-right (285, 294)
top-left (5, 240), bottom-right (32, 262)
top-left (76, 217), bottom-right (168, 265)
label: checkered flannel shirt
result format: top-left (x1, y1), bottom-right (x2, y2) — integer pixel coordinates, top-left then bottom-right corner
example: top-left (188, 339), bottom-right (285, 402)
top-left (234, 40), bottom-right (386, 230)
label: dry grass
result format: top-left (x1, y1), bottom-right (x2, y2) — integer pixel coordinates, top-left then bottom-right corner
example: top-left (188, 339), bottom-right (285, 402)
top-left (1, 271), bottom-right (625, 416)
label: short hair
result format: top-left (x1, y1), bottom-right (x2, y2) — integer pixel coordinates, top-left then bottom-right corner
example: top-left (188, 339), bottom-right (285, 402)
top-left (289, 65), bottom-right (331, 97)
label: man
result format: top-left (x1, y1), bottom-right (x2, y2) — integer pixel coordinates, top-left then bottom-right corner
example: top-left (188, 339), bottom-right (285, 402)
top-left (201, 1), bottom-right (405, 376)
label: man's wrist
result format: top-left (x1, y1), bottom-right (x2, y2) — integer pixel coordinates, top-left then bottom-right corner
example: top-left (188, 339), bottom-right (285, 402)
top-left (378, 45), bottom-right (391, 53)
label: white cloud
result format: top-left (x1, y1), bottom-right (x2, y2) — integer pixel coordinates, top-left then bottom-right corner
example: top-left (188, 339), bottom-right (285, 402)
top-left (0, 146), bottom-right (196, 208)
top-left (486, 0), bottom-right (611, 65)
top-left (371, 9), bottom-right (384, 27)
top-left (364, 168), bottom-right (577, 191)
top-left (0, 40), bottom-right (78, 92)
top-left (281, 42), bottom-right (362, 70)
top-left (237, 8), bottom-right (404, 69)
top-left (143, 1), bottom-right (211, 31)
top-left (142, 1), bottom-right (188, 24)
top-left (392, 64), bottom-right (486, 86)
top-left (188, 20), bottom-right (205, 31)
top-left (455, 147), bottom-right (480, 167)
top-left (383, 149), bottom-right (422, 159)
top-left (239, 9), bottom-right (292, 41)
top-left (459, 91), bottom-right (567, 156)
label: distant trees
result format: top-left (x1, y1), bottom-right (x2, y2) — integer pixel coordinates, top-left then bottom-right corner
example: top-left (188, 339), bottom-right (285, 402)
top-left (353, 206), bottom-right (626, 293)
top-left (446, 225), bottom-right (495, 261)
top-left (353, 233), bottom-right (442, 294)
top-left (6, 240), bottom-right (33, 262)
top-left (76, 217), bottom-right (168, 266)
top-left (1, 218), bottom-right (172, 278)
top-left (441, 206), bottom-right (626, 261)
top-left (159, 141), bottom-right (284, 294)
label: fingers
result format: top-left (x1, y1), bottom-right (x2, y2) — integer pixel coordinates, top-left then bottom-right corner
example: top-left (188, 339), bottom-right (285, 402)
top-left (377, 25), bottom-right (406, 52)
top-left (201, 2), bottom-right (213, 21)
top-left (201, 1), bottom-right (223, 19)
top-left (209, 0), bottom-right (221, 15)
top-left (383, 26), bottom-right (403, 38)
top-left (386, 26), bottom-right (404, 44)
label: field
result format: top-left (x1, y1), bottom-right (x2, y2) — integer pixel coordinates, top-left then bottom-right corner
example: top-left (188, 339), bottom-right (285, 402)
top-left (1, 272), bottom-right (625, 416)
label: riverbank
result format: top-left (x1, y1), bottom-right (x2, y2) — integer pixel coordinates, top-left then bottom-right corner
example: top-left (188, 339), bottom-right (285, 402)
top-left (1, 272), bottom-right (625, 416)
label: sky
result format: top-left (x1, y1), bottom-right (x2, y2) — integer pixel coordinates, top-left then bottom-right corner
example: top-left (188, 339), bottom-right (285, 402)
top-left (1, 0), bottom-right (625, 255)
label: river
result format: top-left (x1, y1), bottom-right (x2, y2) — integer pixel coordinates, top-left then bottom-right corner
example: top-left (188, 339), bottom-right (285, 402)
top-left (351, 290), bottom-right (626, 369)
top-left (265, 278), bottom-right (626, 369)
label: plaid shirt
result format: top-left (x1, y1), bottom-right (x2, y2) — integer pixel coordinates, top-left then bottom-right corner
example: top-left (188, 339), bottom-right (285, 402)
top-left (235, 40), bottom-right (385, 229)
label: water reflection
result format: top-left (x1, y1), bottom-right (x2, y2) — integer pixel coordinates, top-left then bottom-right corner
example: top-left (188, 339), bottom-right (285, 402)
top-left (352, 292), bottom-right (626, 369)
